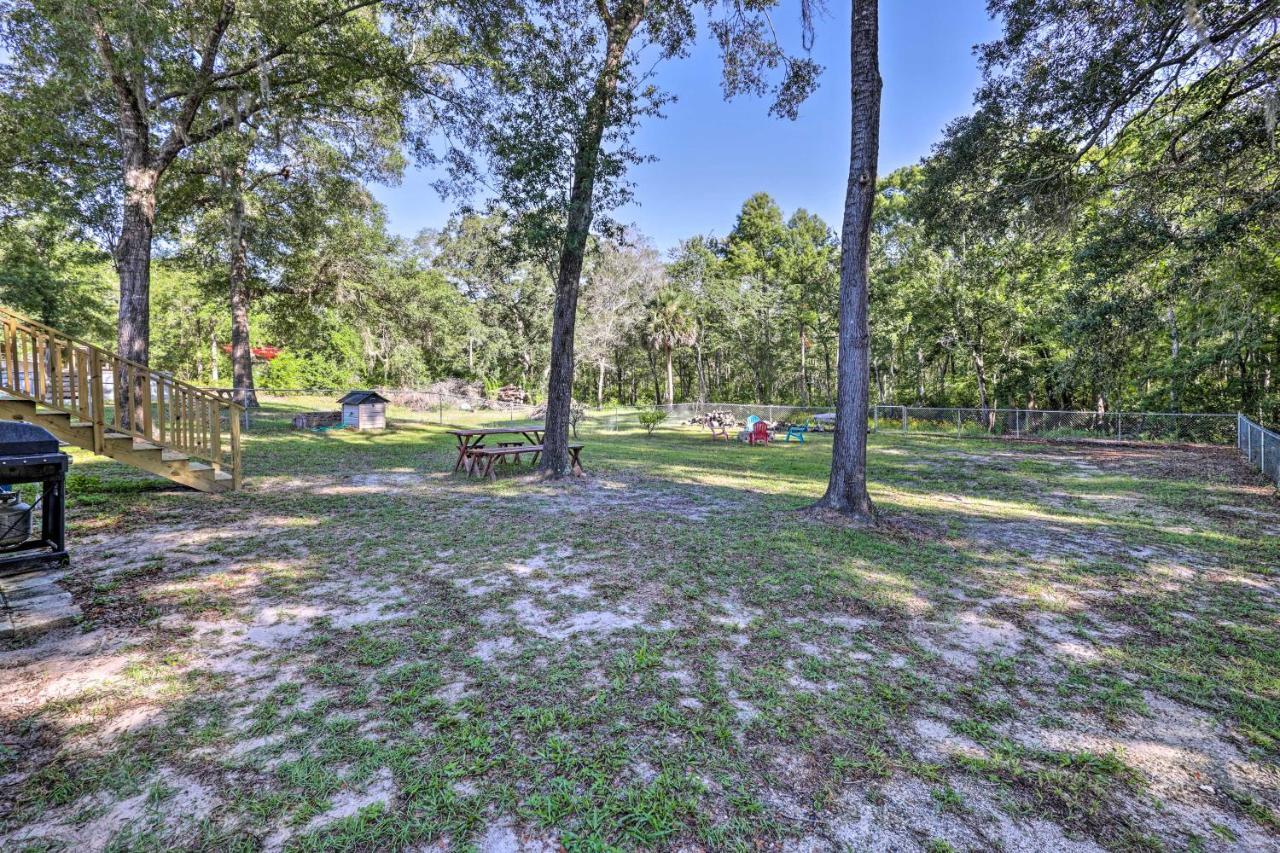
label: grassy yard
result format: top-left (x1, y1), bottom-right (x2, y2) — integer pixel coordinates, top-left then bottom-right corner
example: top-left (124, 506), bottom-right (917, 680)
top-left (1, 400), bottom-right (1278, 852)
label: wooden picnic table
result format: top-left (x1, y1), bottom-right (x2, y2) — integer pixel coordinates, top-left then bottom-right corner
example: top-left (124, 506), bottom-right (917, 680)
top-left (446, 426), bottom-right (545, 474)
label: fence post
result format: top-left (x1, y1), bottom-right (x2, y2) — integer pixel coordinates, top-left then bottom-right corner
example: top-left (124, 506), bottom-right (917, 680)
top-left (1014, 409), bottom-right (1020, 439)
top-left (901, 406), bottom-right (907, 434)
top-left (1117, 413), bottom-right (1123, 439)
top-left (438, 395), bottom-right (443, 425)
top-left (956, 409), bottom-right (962, 436)
top-left (873, 406), bottom-right (879, 433)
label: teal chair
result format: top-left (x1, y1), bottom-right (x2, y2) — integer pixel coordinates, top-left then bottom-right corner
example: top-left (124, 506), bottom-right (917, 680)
top-left (785, 422), bottom-right (808, 442)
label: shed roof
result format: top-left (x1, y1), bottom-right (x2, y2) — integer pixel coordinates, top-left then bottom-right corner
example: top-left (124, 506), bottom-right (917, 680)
top-left (338, 390), bottom-right (389, 406)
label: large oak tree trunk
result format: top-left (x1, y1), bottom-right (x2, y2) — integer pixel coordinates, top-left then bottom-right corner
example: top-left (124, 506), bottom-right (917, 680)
top-left (115, 159), bottom-right (157, 429)
top-left (226, 168), bottom-right (260, 408)
top-left (540, 31), bottom-right (634, 477)
top-left (815, 0), bottom-right (879, 520)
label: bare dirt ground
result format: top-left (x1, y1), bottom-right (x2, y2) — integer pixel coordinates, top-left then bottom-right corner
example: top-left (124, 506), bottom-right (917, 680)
top-left (1, 429), bottom-right (1277, 852)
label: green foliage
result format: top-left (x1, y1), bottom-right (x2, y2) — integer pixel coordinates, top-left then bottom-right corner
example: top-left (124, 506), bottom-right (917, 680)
top-left (261, 350), bottom-right (357, 392)
top-left (637, 407), bottom-right (667, 436)
top-left (0, 216), bottom-right (114, 342)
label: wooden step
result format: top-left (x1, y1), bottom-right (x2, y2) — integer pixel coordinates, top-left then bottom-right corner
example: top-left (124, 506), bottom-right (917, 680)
top-left (0, 306), bottom-right (240, 492)
top-left (0, 398), bottom-right (232, 493)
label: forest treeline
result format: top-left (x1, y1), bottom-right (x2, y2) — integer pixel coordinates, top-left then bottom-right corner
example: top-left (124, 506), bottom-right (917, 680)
top-left (2, 1), bottom-right (1276, 421)
top-left (6, 143), bottom-right (1275, 420)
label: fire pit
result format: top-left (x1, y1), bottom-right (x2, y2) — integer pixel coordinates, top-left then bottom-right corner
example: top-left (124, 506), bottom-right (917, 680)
top-left (0, 422), bottom-right (69, 576)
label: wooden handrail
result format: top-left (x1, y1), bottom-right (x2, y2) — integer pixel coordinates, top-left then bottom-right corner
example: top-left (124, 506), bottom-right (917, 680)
top-left (0, 306), bottom-right (242, 487)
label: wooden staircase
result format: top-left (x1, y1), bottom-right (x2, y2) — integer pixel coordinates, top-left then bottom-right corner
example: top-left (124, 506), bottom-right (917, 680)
top-left (0, 307), bottom-right (242, 492)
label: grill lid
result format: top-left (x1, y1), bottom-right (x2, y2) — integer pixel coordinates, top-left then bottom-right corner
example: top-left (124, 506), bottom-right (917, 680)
top-left (0, 422), bottom-right (61, 456)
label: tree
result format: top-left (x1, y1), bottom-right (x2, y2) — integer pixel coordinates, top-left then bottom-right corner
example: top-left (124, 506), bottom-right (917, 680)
top-left (644, 286), bottom-right (697, 405)
top-left (468, 0), bottom-right (820, 477)
top-left (172, 107), bottom-right (403, 405)
top-left (0, 215), bottom-right (114, 342)
top-left (578, 231), bottom-right (663, 406)
top-left (665, 236), bottom-right (719, 403)
top-left (427, 212), bottom-right (557, 391)
top-left (0, 0), bottom-right (444, 387)
top-left (813, 0), bottom-right (878, 520)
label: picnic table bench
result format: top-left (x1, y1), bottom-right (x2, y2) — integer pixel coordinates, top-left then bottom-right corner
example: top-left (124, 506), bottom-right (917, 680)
top-left (467, 443), bottom-right (584, 480)
top-left (445, 427), bottom-right (585, 479)
top-left (446, 426), bottom-right (545, 473)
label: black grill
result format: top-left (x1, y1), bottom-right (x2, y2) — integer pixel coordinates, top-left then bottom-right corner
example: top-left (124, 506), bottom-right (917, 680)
top-left (0, 422), bottom-right (70, 576)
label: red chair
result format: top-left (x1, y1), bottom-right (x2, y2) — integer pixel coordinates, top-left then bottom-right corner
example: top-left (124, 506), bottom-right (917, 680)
top-left (749, 420), bottom-right (771, 445)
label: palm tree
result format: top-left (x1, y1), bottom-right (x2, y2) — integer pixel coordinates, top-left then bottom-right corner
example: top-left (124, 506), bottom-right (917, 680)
top-left (644, 287), bottom-right (697, 405)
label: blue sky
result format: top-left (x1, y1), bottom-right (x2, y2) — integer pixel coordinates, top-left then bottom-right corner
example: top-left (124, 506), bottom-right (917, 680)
top-left (374, 0), bottom-right (1000, 251)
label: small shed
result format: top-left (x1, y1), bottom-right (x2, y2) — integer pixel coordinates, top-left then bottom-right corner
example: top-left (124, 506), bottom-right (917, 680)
top-left (338, 390), bottom-right (388, 430)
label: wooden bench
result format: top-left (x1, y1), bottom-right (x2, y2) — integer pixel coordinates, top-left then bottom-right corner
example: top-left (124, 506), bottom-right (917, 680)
top-left (467, 443), bottom-right (584, 480)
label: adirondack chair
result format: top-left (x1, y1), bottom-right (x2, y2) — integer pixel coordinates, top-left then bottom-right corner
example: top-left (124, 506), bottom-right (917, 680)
top-left (749, 419), bottom-right (771, 445)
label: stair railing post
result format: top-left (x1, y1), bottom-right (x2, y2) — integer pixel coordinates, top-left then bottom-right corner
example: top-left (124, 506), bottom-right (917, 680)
top-left (141, 371), bottom-right (154, 441)
top-left (50, 334), bottom-right (62, 409)
top-left (90, 348), bottom-right (105, 454)
top-left (2, 317), bottom-right (14, 391)
top-left (229, 401), bottom-right (242, 491)
top-left (210, 398), bottom-right (222, 477)
top-left (32, 329), bottom-right (45, 403)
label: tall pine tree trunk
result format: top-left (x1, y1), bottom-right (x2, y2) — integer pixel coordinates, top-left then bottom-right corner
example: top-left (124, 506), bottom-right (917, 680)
top-left (665, 347), bottom-right (675, 404)
top-left (799, 325), bottom-right (809, 405)
top-left (648, 349), bottom-right (661, 404)
top-left (815, 0), bottom-right (879, 520)
top-left (210, 328), bottom-right (220, 384)
top-left (541, 29), bottom-right (635, 477)
top-left (226, 166), bottom-right (259, 408)
top-left (972, 349), bottom-right (989, 428)
top-left (695, 336), bottom-right (706, 404)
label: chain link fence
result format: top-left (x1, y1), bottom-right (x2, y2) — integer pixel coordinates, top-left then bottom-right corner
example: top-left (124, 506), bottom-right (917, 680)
top-left (219, 388), bottom-right (541, 433)
top-left (1238, 414), bottom-right (1280, 487)
top-left (657, 402), bottom-right (1238, 445)
top-left (871, 405), bottom-right (1237, 445)
top-left (222, 389), bottom-right (1251, 453)
top-left (658, 402), bottom-right (838, 426)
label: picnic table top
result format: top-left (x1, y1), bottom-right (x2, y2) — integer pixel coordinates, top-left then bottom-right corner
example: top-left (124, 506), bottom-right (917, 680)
top-left (445, 425), bottom-right (546, 437)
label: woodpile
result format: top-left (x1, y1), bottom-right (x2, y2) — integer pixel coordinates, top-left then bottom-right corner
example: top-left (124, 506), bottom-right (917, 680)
top-left (387, 381), bottom-right (488, 411)
top-left (530, 400), bottom-right (584, 421)
top-left (495, 384), bottom-right (528, 404)
top-left (291, 411), bottom-right (341, 429)
top-left (688, 410), bottom-right (739, 428)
